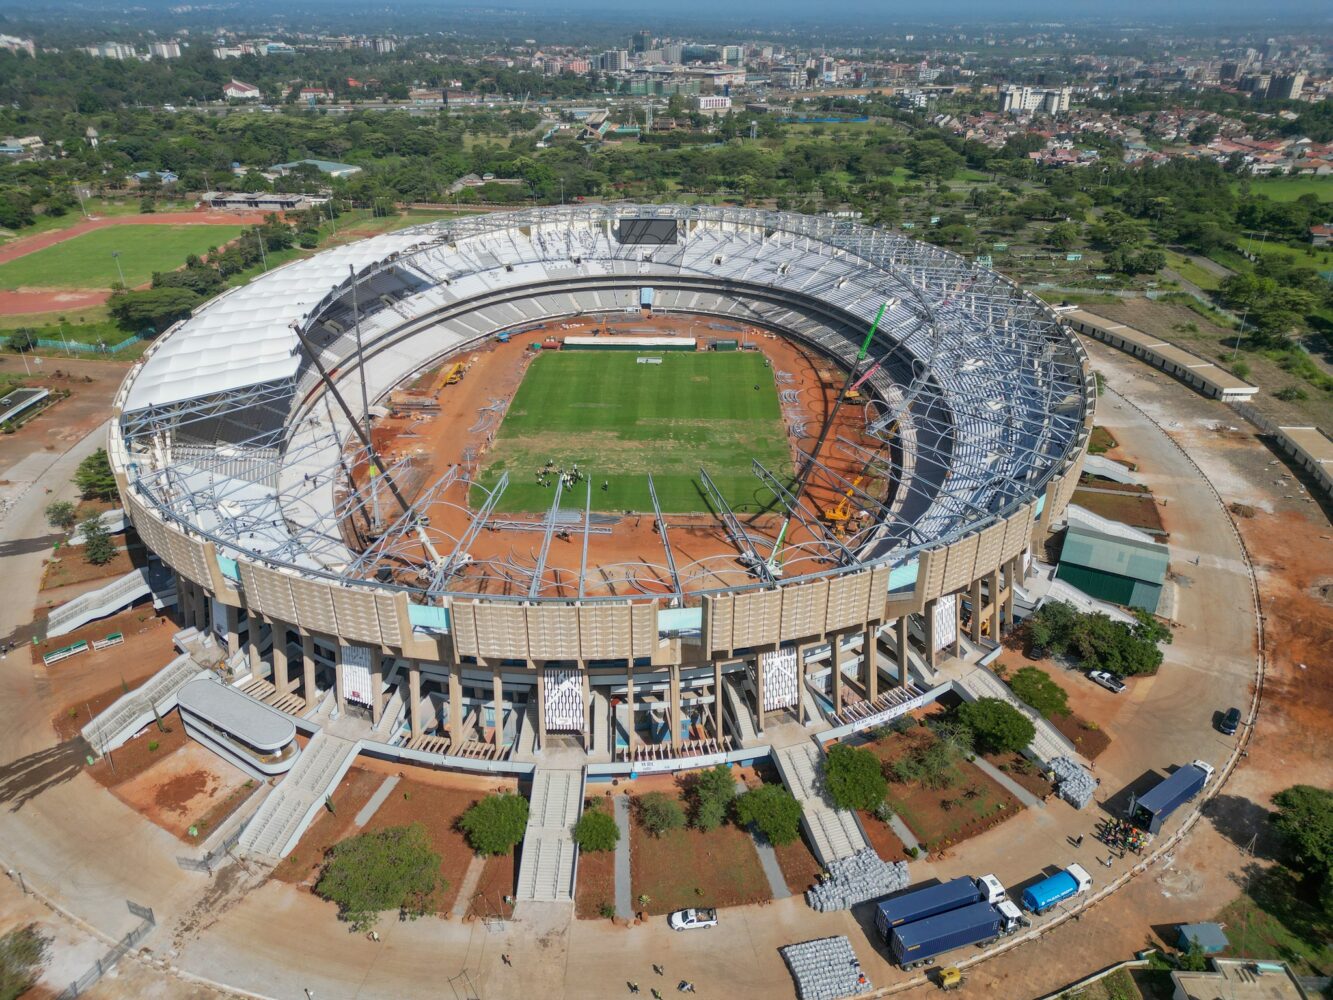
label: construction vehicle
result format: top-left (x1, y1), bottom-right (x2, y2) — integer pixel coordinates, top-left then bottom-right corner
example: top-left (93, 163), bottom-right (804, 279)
top-left (430, 362), bottom-right (465, 394)
top-left (821, 477), bottom-right (861, 538)
top-left (937, 967), bottom-right (964, 991)
top-left (845, 388), bottom-right (867, 406)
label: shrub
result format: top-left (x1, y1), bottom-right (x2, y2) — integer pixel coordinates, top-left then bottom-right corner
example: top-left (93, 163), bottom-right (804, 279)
top-left (44, 500), bottom-right (76, 531)
top-left (735, 784), bottom-right (804, 846)
top-left (873, 801), bottom-right (896, 824)
top-left (459, 792), bottom-right (529, 856)
top-left (598, 901), bottom-right (616, 919)
top-left (314, 823), bottom-right (440, 931)
top-left (688, 764), bottom-right (735, 832)
top-left (0, 924), bottom-right (50, 1000)
top-left (637, 792), bottom-right (685, 837)
top-left (1008, 667), bottom-right (1071, 719)
top-left (572, 808), bottom-right (619, 853)
top-left (821, 743), bottom-right (887, 812)
top-left (956, 698), bottom-right (1036, 755)
top-left (147, 740), bottom-right (159, 752)
top-left (1275, 385), bottom-right (1308, 402)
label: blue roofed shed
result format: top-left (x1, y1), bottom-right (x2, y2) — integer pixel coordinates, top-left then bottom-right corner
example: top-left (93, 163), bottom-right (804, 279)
top-left (1176, 922), bottom-right (1229, 954)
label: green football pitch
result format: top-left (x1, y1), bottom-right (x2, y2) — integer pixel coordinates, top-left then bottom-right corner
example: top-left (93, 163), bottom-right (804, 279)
top-left (473, 350), bottom-right (795, 514)
top-left (0, 224), bottom-right (245, 290)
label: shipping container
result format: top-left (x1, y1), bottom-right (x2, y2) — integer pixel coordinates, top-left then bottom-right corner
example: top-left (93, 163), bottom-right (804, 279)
top-left (1128, 761), bottom-right (1214, 834)
top-left (889, 901), bottom-right (1022, 968)
top-left (875, 876), bottom-right (1005, 938)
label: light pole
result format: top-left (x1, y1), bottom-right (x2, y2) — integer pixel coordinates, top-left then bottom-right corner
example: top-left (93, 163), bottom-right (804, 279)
top-left (111, 250), bottom-right (126, 288)
top-left (256, 228), bottom-right (268, 272)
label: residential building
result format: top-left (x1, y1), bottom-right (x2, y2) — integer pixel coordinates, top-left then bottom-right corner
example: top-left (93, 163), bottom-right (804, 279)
top-left (373, 38), bottom-right (396, 54)
top-left (149, 41), bottom-right (182, 59)
top-left (631, 30), bottom-right (651, 55)
top-left (600, 49), bottom-right (629, 73)
top-left (84, 42), bottom-right (138, 60)
top-left (1000, 84), bottom-right (1071, 115)
top-left (1170, 959), bottom-right (1305, 1000)
top-left (1311, 224), bottom-right (1333, 247)
top-left (0, 35), bottom-right (36, 57)
top-left (1266, 72), bottom-right (1305, 101)
top-left (697, 95), bottom-right (732, 113)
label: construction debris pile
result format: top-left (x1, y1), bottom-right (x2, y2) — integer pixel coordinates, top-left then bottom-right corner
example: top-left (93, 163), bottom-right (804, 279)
top-left (805, 849), bottom-right (910, 912)
top-left (781, 936), bottom-right (873, 1000)
top-left (1049, 755), bottom-right (1097, 809)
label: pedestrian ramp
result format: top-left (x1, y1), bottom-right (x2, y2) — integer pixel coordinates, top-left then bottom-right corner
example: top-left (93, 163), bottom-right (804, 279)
top-left (953, 665), bottom-right (1085, 767)
top-left (238, 730), bottom-right (359, 860)
top-left (773, 742), bottom-right (870, 865)
top-left (723, 674), bottom-right (758, 744)
top-left (46, 564), bottom-right (167, 638)
top-left (514, 768), bottom-right (584, 904)
top-left (81, 650), bottom-right (208, 754)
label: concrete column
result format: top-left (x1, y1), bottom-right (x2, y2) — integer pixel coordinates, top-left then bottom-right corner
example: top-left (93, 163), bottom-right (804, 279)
top-left (534, 666), bottom-right (546, 752)
top-left (988, 567), bottom-right (1002, 639)
top-left (224, 605), bottom-right (240, 657)
top-left (301, 632), bottom-right (317, 709)
top-left (409, 662), bottom-right (422, 740)
top-left (493, 668), bottom-right (505, 748)
top-left (247, 619), bottom-right (263, 679)
top-left (832, 638), bottom-right (844, 713)
top-left (669, 663), bottom-right (682, 748)
top-left (1003, 558), bottom-right (1016, 634)
top-left (625, 662), bottom-right (636, 754)
top-left (864, 625), bottom-right (878, 701)
top-left (895, 616), bottom-right (909, 689)
top-left (272, 622), bottom-right (290, 695)
top-left (924, 599), bottom-right (938, 672)
top-left (954, 594), bottom-right (963, 657)
top-left (334, 651), bottom-right (346, 715)
top-left (970, 578), bottom-right (984, 644)
top-left (753, 654), bottom-right (766, 735)
top-left (581, 669), bottom-right (593, 751)
top-left (449, 661), bottom-right (464, 749)
top-left (713, 659), bottom-right (724, 743)
top-left (370, 656), bottom-right (384, 726)
top-left (798, 643), bottom-right (811, 724)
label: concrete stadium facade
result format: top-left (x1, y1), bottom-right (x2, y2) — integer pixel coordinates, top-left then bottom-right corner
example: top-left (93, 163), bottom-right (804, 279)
top-left (109, 205), bottom-right (1094, 763)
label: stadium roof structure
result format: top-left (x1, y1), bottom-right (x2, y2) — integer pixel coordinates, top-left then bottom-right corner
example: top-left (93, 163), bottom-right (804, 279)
top-left (112, 204), bottom-right (1094, 605)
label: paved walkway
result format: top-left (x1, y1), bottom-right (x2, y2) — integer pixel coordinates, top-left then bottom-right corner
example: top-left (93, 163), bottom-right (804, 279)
top-left (972, 755), bottom-right (1045, 809)
top-left (451, 854), bottom-right (488, 918)
top-left (354, 774), bottom-right (399, 827)
top-left (888, 814), bottom-right (921, 853)
top-left (735, 780), bottom-right (789, 900)
top-left (613, 794), bottom-right (632, 919)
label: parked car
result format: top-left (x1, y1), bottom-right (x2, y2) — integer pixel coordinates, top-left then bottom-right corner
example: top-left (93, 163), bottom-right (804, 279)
top-left (668, 908), bottom-right (718, 931)
top-left (1087, 670), bottom-right (1126, 694)
top-left (1219, 707), bottom-right (1242, 735)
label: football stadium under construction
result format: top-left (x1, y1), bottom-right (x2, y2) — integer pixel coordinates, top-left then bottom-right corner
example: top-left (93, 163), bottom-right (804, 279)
top-left (106, 204), bottom-right (1094, 835)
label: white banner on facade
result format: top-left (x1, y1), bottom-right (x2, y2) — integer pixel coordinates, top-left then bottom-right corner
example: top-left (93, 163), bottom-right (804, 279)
top-left (759, 645), bottom-right (799, 711)
top-left (933, 593), bottom-right (958, 651)
top-left (210, 598), bottom-right (227, 641)
top-left (340, 645), bottom-right (373, 705)
top-left (544, 667), bottom-right (583, 731)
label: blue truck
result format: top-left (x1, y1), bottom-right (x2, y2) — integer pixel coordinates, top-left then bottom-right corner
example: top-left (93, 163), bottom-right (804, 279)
top-left (1127, 760), bottom-right (1215, 834)
top-left (1020, 864), bottom-right (1093, 914)
top-left (875, 874), bottom-right (1007, 938)
top-left (889, 899), bottom-right (1024, 968)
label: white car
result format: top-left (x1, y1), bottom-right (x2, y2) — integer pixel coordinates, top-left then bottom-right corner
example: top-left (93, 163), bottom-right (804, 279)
top-left (668, 908), bottom-right (718, 931)
top-left (1087, 670), bottom-right (1126, 694)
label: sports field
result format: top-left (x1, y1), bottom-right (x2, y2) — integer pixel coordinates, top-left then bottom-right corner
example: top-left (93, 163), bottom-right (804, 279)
top-left (473, 350), bottom-right (794, 514)
top-left (0, 224), bottom-right (245, 289)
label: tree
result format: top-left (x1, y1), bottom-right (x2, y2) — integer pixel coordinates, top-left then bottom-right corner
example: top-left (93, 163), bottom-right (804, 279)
top-left (107, 286), bottom-right (201, 332)
top-left (956, 698), bottom-right (1036, 755)
top-left (637, 791), bottom-right (685, 837)
top-left (1271, 785), bottom-right (1333, 885)
top-left (688, 764), bottom-right (735, 832)
top-left (459, 792), bottom-right (529, 856)
top-left (79, 515), bottom-right (116, 566)
top-left (572, 808), bottom-right (619, 853)
top-left (0, 924), bottom-right (49, 1000)
top-left (74, 448), bottom-right (117, 501)
top-left (314, 823), bottom-right (440, 931)
top-left (735, 784), bottom-right (804, 846)
top-left (1046, 221), bottom-right (1080, 251)
top-left (44, 500), bottom-right (76, 531)
top-left (1009, 667), bottom-right (1070, 719)
top-left (821, 743), bottom-right (887, 812)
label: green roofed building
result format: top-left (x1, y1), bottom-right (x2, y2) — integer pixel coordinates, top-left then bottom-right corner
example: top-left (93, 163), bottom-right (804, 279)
top-left (270, 158), bottom-right (363, 178)
top-left (1055, 525), bottom-right (1168, 613)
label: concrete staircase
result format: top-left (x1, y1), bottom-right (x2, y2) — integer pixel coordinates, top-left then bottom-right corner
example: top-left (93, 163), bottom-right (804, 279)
top-left (238, 730), bottom-right (359, 859)
top-left (512, 702), bottom-right (539, 759)
top-left (514, 768), bottom-right (583, 904)
top-left (373, 684), bottom-right (405, 740)
top-left (81, 652), bottom-right (207, 754)
top-left (953, 665), bottom-right (1084, 766)
top-left (722, 674), bottom-right (758, 744)
top-left (47, 566), bottom-right (157, 638)
top-left (773, 742), bottom-right (870, 866)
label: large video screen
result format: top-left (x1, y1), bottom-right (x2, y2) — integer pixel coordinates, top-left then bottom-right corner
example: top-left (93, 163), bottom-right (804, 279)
top-left (616, 218), bottom-right (679, 246)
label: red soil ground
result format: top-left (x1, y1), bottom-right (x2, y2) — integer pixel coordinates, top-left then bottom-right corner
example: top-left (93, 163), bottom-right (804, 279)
top-left (575, 793), bottom-right (619, 919)
top-left (353, 314), bottom-right (885, 599)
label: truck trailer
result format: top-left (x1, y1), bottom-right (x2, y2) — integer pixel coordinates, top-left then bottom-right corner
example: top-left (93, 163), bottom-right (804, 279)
top-left (1020, 864), bottom-right (1093, 914)
top-left (889, 900), bottom-right (1023, 968)
top-left (875, 875), bottom-right (1006, 938)
top-left (1127, 760), bottom-right (1215, 834)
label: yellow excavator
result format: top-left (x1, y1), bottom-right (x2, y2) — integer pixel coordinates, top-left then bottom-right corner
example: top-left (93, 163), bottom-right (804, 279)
top-left (822, 475), bottom-right (863, 539)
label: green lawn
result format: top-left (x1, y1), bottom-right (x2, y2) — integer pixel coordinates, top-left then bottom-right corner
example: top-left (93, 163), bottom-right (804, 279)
top-left (473, 350), bottom-right (793, 514)
top-left (1163, 251), bottom-right (1224, 292)
top-left (0, 224), bottom-right (245, 290)
top-left (1234, 175), bottom-right (1333, 202)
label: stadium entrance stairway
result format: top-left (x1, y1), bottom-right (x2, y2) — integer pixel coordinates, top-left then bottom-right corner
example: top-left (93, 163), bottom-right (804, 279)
top-left (238, 730), bottom-right (360, 860)
top-left (514, 768), bottom-right (584, 904)
top-left (772, 742), bottom-right (870, 866)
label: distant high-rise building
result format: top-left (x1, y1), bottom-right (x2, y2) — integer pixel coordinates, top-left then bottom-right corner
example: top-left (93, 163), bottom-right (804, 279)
top-left (663, 43), bottom-right (684, 65)
top-left (632, 30), bottom-right (651, 54)
top-left (373, 38), bottom-right (396, 54)
top-left (1266, 72), bottom-right (1305, 101)
top-left (600, 49), bottom-right (628, 73)
top-left (149, 41), bottom-right (182, 59)
top-left (723, 45), bottom-right (743, 67)
top-left (1000, 85), bottom-right (1070, 115)
top-left (84, 41), bottom-right (138, 60)
top-left (1219, 62), bottom-right (1240, 82)
top-left (0, 34), bottom-right (35, 56)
